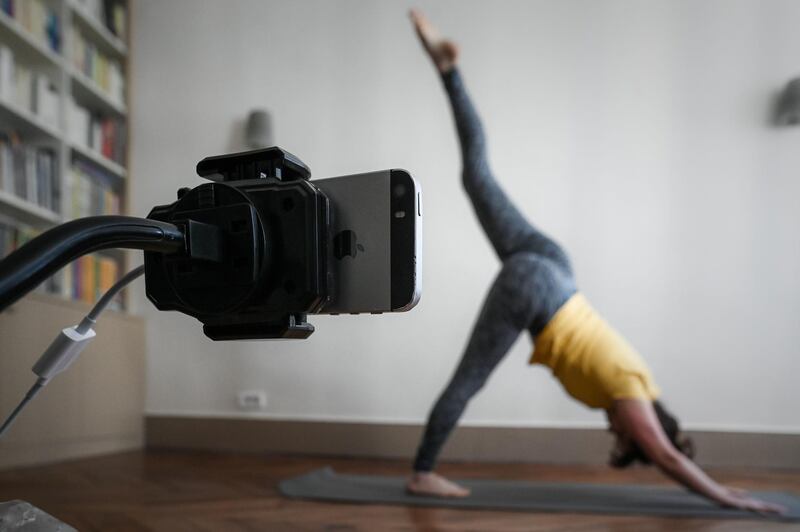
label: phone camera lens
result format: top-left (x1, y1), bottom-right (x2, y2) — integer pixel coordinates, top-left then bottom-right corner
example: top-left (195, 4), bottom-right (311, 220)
top-left (393, 184), bottom-right (406, 198)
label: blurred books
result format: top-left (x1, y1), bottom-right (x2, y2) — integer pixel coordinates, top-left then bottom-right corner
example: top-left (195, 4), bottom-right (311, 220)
top-left (69, 159), bottom-right (121, 218)
top-left (71, 26), bottom-right (124, 105)
top-left (0, 0), bottom-right (128, 310)
top-left (65, 253), bottom-right (120, 306)
top-left (68, 97), bottom-right (126, 164)
top-left (1, 0), bottom-right (62, 54)
top-left (0, 44), bottom-right (60, 129)
top-left (0, 131), bottom-right (60, 212)
top-left (72, 0), bottom-right (127, 42)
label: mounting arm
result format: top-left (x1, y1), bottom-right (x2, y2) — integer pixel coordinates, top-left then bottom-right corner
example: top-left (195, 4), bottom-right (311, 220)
top-left (0, 216), bottom-right (185, 313)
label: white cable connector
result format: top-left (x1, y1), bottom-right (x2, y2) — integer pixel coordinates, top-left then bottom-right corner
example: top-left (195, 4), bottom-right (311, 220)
top-left (0, 324), bottom-right (97, 439)
top-left (0, 265), bottom-right (144, 440)
top-left (31, 326), bottom-right (96, 383)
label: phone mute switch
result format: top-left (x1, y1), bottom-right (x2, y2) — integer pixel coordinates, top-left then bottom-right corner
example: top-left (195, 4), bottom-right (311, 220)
top-left (371, 311), bottom-right (383, 315)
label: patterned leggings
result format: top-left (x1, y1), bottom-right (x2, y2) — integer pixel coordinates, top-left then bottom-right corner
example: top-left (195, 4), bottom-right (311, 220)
top-left (413, 69), bottom-right (577, 472)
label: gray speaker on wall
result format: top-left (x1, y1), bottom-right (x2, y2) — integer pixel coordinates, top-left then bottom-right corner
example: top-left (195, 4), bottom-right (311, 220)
top-left (246, 109), bottom-right (273, 148)
top-left (775, 78), bottom-right (800, 126)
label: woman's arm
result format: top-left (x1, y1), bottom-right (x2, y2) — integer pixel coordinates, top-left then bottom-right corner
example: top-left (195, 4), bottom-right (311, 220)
top-left (613, 400), bottom-right (785, 515)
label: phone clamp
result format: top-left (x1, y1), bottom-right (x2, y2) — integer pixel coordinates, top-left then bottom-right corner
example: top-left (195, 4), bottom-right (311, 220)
top-left (144, 147), bottom-right (330, 340)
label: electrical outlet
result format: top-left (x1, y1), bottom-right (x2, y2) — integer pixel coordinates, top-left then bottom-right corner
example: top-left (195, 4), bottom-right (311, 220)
top-left (237, 390), bottom-right (268, 411)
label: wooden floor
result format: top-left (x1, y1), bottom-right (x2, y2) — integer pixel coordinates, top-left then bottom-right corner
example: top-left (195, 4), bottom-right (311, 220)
top-left (0, 451), bottom-right (797, 531)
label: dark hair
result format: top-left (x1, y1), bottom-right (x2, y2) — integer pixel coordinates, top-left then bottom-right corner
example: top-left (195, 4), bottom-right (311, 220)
top-left (609, 400), bottom-right (695, 468)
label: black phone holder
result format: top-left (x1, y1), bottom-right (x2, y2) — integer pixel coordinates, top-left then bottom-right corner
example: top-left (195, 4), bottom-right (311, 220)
top-left (144, 147), bottom-right (331, 340)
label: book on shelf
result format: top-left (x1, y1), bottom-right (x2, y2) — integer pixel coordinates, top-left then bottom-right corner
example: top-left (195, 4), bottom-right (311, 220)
top-left (71, 26), bottom-right (125, 105)
top-left (63, 253), bottom-right (121, 307)
top-left (72, 0), bottom-right (127, 42)
top-left (105, 0), bottom-right (126, 42)
top-left (0, 44), bottom-right (13, 101)
top-left (0, 131), bottom-right (59, 211)
top-left (33, 73), bottom-right (59, 127)
top-left (1, 0), bottom-right (62, 54)
top-left (69, 159), bottom-right (120, 218)
top-left (68, 97), bottom-right (126, 164)
top-left (13, 61), bottom-right (31, 110)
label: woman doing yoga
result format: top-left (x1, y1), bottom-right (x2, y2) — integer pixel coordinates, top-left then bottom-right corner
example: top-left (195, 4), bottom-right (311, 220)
top-left (406, 9), bottom-right (784, 515)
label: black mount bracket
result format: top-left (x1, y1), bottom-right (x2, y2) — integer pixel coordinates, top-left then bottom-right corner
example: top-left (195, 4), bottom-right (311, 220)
top-left (145, 147), bottom-right (329, 341)
top-left (197, 146), bottom-right (311, 183)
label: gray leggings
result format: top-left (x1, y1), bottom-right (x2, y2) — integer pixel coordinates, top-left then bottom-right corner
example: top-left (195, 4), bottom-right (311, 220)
top-left (412, 69), bottom-right (577, 472)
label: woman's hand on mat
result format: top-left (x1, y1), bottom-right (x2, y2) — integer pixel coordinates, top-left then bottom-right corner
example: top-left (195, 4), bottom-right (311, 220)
top-left (409, 9), bottom-right (459, 73)
top-left (718, 487), bottom-right (786, 515)
top-left (406, 472), bottom-right (470, 498)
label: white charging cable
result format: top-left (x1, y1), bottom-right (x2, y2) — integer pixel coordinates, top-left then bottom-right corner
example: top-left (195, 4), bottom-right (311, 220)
top-left (0, 265), bottom-right (145, 439)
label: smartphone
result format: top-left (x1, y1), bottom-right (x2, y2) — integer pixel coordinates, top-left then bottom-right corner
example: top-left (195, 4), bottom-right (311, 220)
top-left (313, 169), bottom-right (421, 314)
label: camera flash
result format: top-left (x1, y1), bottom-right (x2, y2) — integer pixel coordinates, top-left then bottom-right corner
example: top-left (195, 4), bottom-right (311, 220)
top-left (394, 211), bottom-right (406, 218)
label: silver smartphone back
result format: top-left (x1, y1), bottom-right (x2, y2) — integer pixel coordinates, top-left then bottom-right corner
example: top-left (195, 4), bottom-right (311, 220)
top-left (313, 169), bottom-right (421, 314)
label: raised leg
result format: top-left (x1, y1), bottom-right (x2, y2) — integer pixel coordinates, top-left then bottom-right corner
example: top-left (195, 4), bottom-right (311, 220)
top-left (442, 68), bottom-right (572, 272)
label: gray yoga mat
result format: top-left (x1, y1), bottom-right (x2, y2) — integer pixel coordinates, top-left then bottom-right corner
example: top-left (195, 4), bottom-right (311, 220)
top-left (279, 467), bottom-right (800, 522)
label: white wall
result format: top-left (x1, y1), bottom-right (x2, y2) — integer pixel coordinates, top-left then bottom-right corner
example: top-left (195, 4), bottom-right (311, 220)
top-left (131, 0), bottom-right (800, 432)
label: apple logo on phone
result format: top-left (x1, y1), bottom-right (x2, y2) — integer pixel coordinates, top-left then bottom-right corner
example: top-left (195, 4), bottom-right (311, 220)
top-left (333, 230), bottom-right (365, 259)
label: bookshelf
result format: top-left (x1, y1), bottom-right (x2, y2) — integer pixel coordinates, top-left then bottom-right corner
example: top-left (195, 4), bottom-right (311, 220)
top-left (0, 0), bottom-right (130, 309)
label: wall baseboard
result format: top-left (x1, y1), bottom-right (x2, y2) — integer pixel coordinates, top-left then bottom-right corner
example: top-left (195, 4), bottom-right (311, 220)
top-left (146, 416), bottom-right (800, 469)
top-left (0, 435), bottom-right (143, 471)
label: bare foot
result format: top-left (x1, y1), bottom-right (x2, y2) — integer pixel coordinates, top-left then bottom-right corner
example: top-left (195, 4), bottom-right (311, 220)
top-left (409, 9), bottom-right (459, 73)
top-left (406, 471), bottom-right (471, 498)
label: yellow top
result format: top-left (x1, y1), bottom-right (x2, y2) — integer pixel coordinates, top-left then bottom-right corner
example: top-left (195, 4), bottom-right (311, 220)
top-left (531, 293), bottom-right (660, 410)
